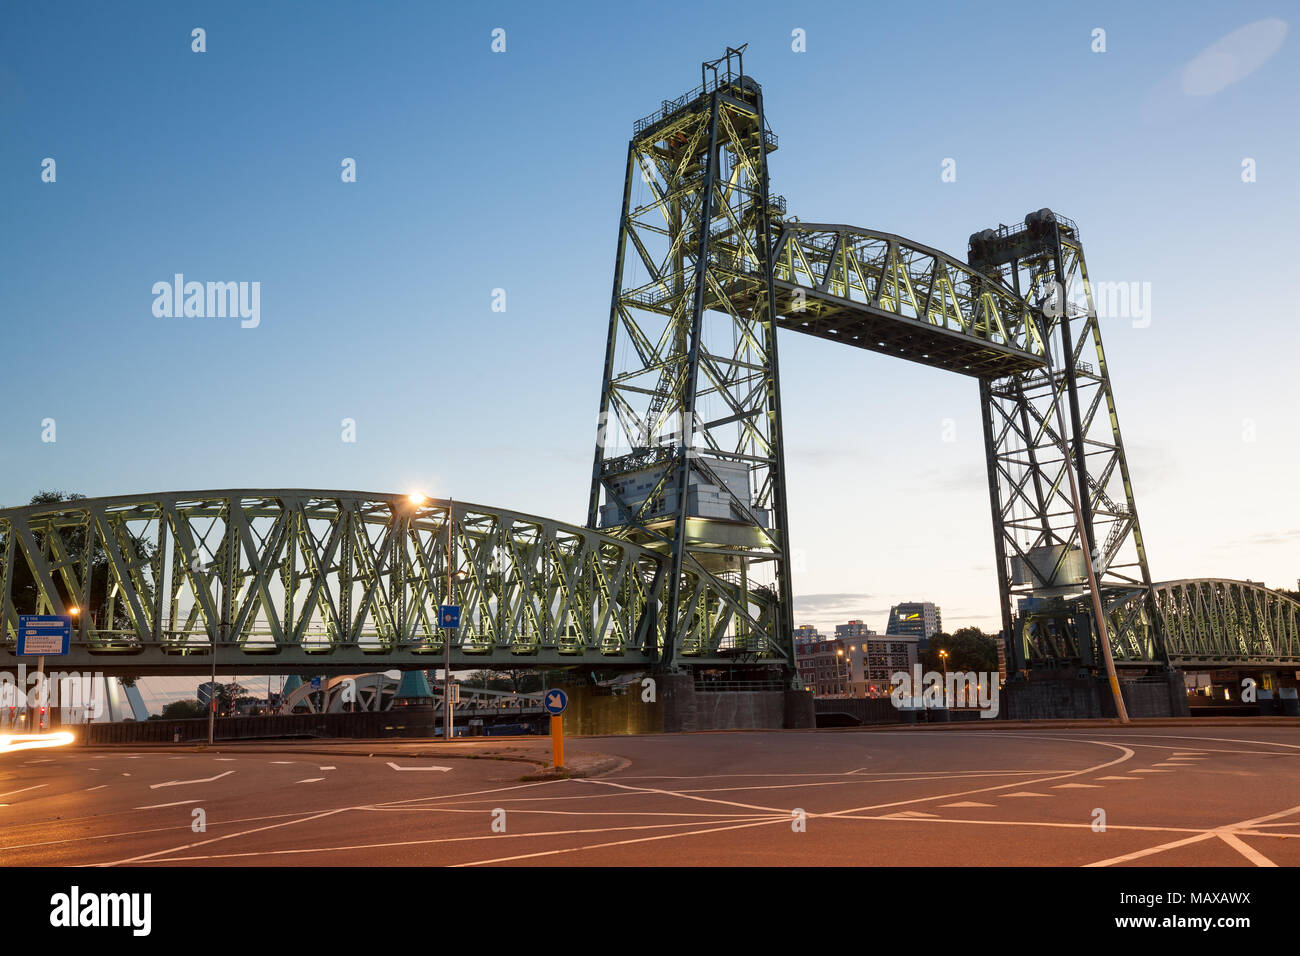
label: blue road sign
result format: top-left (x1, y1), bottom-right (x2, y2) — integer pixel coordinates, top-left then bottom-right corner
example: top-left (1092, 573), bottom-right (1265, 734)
top-left (17, 615), bottom-right (71, 656)
top-left (439, 605), bottom-right (461, 629)
top-left (310, 677), bottom-right (323, 691)
top-left (543, 688), bottom-right (568, 716)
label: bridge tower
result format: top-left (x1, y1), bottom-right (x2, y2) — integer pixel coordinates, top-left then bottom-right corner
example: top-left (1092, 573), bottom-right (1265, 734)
top-left (969, 211), bottom-right (1168, 671)
top-left (587, 47), bottom-right (795, 676)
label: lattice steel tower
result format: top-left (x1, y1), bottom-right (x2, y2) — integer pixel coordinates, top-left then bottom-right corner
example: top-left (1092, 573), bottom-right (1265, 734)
top-left (587, 47), bottom-right (794, 675)
top-left (969, 210), bottom-right (1169, 670)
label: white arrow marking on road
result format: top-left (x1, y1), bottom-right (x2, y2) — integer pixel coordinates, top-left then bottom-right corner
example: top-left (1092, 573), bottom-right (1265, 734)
top-left (136, 798), bottom-right (203, 809)
top-left (386, 762), bottom-right (452, 772)
top-left (0, 784), bottom-right (47, 800)
top-left (150, 769), bottom-right (236, 790)
top-left (297, 778), bottom-right (325, 784)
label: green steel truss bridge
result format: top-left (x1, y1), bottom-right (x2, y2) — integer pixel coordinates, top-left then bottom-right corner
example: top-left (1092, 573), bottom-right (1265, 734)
top-left (4, 49), bottom-right (1297, 676)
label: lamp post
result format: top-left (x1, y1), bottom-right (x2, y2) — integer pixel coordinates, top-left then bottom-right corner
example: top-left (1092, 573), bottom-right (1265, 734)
top-left (939, 649), bottom-right (949, 707)
top-left (445, 496), bottom-right (454, 743)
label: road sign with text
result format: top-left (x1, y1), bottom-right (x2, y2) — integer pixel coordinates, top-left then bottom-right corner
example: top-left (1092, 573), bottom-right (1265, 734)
top-left (17, 615), bottom-right (71, 656)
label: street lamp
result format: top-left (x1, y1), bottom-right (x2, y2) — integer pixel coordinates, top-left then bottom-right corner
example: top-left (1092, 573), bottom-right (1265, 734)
top-left (938, 649), bottom-right (949, 707)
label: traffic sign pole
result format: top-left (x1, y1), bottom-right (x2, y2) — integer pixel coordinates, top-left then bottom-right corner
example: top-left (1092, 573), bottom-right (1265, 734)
top-left (37, 655), bottom-right (45, 731)
top-left (18, 616), bottom-right (72, 731)
top-left (542, 687), bottom-right (568, 768)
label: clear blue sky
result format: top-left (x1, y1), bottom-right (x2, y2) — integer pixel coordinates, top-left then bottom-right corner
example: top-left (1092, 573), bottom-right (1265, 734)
top-left (2, 0), bottom-right (1296, 688)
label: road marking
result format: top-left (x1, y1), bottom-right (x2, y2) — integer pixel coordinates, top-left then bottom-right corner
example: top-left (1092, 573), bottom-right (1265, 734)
top-left (320, 766), bottom-right (336, 771)
top-left (452, 818), bottom-right (791, 868)
top-left (270, 761), bottom-right (295, 765)
top-left (1153, 762), bottom-right (1186, 767)
top-left (1096, 775), bottom-right (1140, 781)
top-left (135, 799), bottom-right (203, 810)
top-left (214, 758), bottom-right (236, 762)
top-left (0, 785), bottom-right (47, 800)
top-left (1130, 769), bottom-right (1170, 773)
top-left (1052, 783), bottom-right (1101, 789)
top-left (1002, 792), bottom-right (1051, 798)
top-left (575, 778), bottom-right (788, 814)
top-left (1086, 802), bottom-right (1300, 867)
top-left (85, 785), bottom-right (107, 792)
top-left (98, 807), bottom-right (352, 866)
top-left (820, 736), bottom-right (1137, 818)
top-left (1218, 831), bottom-right (1276, 867)
top-left (297, 778), bottom-right (325, 784)
top-left (940, 801), bottom-right (995, 807)
top-left (386, 762), bottom-right (452, 772)
top-left (149, 770), bottom-right (235, 790)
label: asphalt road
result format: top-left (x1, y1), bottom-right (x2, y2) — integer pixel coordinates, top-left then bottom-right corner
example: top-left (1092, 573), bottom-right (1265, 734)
top-left (3, 726), bottom-right (1299, 866)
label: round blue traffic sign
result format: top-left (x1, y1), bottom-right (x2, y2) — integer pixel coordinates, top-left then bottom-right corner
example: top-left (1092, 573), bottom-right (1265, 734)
top-left (543, 688), bottom-right (568, 715)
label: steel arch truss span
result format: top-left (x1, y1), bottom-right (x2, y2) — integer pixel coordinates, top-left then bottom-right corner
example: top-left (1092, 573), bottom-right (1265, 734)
top-left (1106, 580), bottom-right (1300, 667)
top-left (0, 491), bottom-right (669, 674)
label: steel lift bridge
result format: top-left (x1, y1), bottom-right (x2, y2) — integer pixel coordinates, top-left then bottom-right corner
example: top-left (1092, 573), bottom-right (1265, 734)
top-left (2, 49), bottom-right (1297, 680)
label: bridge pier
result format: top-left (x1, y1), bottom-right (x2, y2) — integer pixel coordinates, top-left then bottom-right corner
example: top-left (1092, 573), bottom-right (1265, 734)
top-left (557, 672), bottom-right (814, 735)
top-left (1003, 669), bottom-right (1189, 720)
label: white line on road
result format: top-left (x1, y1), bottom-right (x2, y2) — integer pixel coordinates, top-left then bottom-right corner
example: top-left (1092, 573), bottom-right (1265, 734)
top-left (0, 785), bottom-right (47, 800)
top-left (85, 785), bottom-right (107, 792)
top-left (136, 799), bottom-right (203, 810)
top-left (386, 762), bottom-right (452, 772)
top-left (1085, 802), bottom-right (1300, 867)
top-left (150, 770), bottom-right (236, 790)
top-left (297, 778), bottom-right (325, 784)
top-left (320, 766), bottom-right (336, 771)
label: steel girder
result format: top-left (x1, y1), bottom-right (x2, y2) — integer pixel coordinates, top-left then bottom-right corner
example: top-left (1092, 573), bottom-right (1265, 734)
top-left (970, 212), bottom-right (1164, 667)
top-left (0, 491), bottom-right (667, 675)
top-left (1106, 580), bottom-right (1300, 666)
top-left (756, 223), bottom-right (1049, 378)
top-left (588, 56), bottom-right (794, 672)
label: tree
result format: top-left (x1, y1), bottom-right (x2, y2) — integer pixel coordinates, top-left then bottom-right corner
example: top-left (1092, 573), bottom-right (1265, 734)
top-left (159, 699), bottom-right (206, 720)
top-left (922, 627), bottom-right (998, 673)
